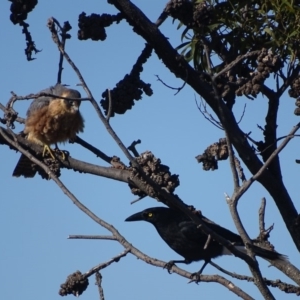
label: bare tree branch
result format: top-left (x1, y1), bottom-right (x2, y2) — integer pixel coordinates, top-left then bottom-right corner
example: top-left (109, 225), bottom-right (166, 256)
top-left (73, 136), bottom-right (112, 164)
top-left (95, 272), bottom-right (105, 300)
top-left (68, 235), bottom-right (117, 240)
top-left (213, 50), bottom-right (261, 79)
top-left (259, 198), bottom-right (267, 233)
top-left (83, 250), bottom-right (130, 279)
top-left (210, 261), bottom-right (300, 295)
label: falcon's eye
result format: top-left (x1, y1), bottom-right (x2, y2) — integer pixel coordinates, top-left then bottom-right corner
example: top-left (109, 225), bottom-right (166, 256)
top-left (71, 100), bottom-right (80, 107)
top-left (64, 100), bottom-right (72, 107)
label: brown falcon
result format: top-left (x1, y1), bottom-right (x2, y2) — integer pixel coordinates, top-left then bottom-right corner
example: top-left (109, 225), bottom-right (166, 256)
top-left (13, 84), bottom-right (84, 178)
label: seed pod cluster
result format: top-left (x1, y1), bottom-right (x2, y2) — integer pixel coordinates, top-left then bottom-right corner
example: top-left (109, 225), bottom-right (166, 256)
top-left (193, 1), bottom-right (213, 29)
top-left (9, 0), bottom-right (39, 60)
top-left (165, 0), bottom-right (213, 30)
top-left (165, 0), bottom-right (194, 27)
top-left (9, 0), bottom-right (37, 24)
top-left (129, 151), bottom-right (180, 198)
top-left (195, 138), bottom-right (228, 171)
top-left (59, 271), bottom-right (89, 297)
top-left (236, 49), bottom-right (282, 98)
top-left (78, 12), bottom-right (123, 41)
top-left (288, 76), bottom-right (300, 116)
top-left (38, 157), bottom-right (61, 179)
top-left (100, 45), bottom-right (153, 116)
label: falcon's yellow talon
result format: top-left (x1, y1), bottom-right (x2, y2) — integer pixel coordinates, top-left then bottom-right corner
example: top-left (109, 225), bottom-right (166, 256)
top-left (60, 151), bottom-right (66, 160)
top-left (42, 145), bottom-right (56, 160)
top-left (54, 148), bottom-right (69, 160)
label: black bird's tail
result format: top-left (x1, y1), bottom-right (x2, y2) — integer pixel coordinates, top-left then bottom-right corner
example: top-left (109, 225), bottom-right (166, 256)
top-left (12, 154), bottom-right (37, 178)
top-left (234, 245), bottom-right (288, 262)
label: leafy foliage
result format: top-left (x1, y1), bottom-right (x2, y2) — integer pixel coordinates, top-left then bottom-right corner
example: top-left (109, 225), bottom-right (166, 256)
top-left (174, 0), bottom-right (300, 71)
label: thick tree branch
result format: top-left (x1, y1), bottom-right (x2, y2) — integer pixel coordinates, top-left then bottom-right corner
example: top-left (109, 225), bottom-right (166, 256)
top-left (262, 91), bottom-right (281, 177)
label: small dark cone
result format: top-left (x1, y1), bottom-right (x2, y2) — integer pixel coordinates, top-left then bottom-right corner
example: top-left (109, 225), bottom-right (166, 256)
top-left (12, 154), bottom-right (37, 177)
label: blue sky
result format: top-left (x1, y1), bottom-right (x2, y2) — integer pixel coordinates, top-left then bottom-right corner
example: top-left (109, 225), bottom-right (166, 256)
top-left (1, 1), bottom-right (299, 299)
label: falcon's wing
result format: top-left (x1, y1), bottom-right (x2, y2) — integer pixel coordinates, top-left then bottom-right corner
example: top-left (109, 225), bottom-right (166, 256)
top-left (26, 86), bottom-right (56, 118)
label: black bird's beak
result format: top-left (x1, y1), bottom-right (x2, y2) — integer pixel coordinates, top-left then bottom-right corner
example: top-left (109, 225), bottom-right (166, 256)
top-left (125, 212), bottom-right (143, 222)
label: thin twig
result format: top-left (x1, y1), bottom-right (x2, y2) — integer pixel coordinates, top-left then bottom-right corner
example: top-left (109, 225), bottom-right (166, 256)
top-left (228, 122), bottom-right (300, 207)
top-left (155, 74), bottom-right (187, 95)
top-left (0, 103), bottom-right (25, 127)
top-left (155, 10), bottom-right (168, 27)
top-left (83, 250), bottom-right (130, 279)
top-left (95, 272), bottom-right (105, 300)
top-left (234, 156), bottom-right (247, 182)
top-left (127, 139), bottom-right (141, 157)
top-left (195, 96), bottom-right (223, 129)
top-left (225, 132), bottom-right (240, 190)
top-left (6, 91), bottom-right (90, 110)
top-left (52, 19), bottom-right (73, 84)
top-left (225, 192), bottom-right (253, 247)
top-left (68, 235), bottom-right (117, 240)
top-left (258, 198), bottom-right (266, 233)
top-left (204, 44), bottom-right (213, 75)
top-left (236, 104), bottom-right (247, 125)
top-left (106, 89), bottom-right (113, 122)
top-left (210, 261), bottom-right (300, 295)
top-left (130, 195), bottom-right (146, 204)
top-left (213, 50), bottom-right (261, 79)
top-left (73, 136), bottom-right (112, 164)
top-left (257, 133), bottom-right (300, 156)
top-left (252, 125), bottom-right (300, 182)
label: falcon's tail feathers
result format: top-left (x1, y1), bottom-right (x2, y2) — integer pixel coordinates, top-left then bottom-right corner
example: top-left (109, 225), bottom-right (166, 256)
top-left (12, 154), bottom-right (37, 178)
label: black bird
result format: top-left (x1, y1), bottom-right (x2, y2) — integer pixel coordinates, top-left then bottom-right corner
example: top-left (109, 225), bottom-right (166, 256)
top-left (125, 207), bottom-right (287, 275)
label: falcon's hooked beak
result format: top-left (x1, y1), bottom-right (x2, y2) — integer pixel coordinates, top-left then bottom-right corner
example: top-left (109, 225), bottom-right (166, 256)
top-left (125, 211), bottom-right (144, 222)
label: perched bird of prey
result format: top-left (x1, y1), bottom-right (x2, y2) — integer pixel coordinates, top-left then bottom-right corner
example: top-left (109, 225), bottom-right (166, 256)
top-left (126, 207), bottom-right (287, 275)
top-left (13, 84), bottom-right (84, 178)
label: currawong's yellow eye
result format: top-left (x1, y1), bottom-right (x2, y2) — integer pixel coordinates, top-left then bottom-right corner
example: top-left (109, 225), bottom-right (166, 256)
top-left (148, 212), bottom-right (153, 218)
